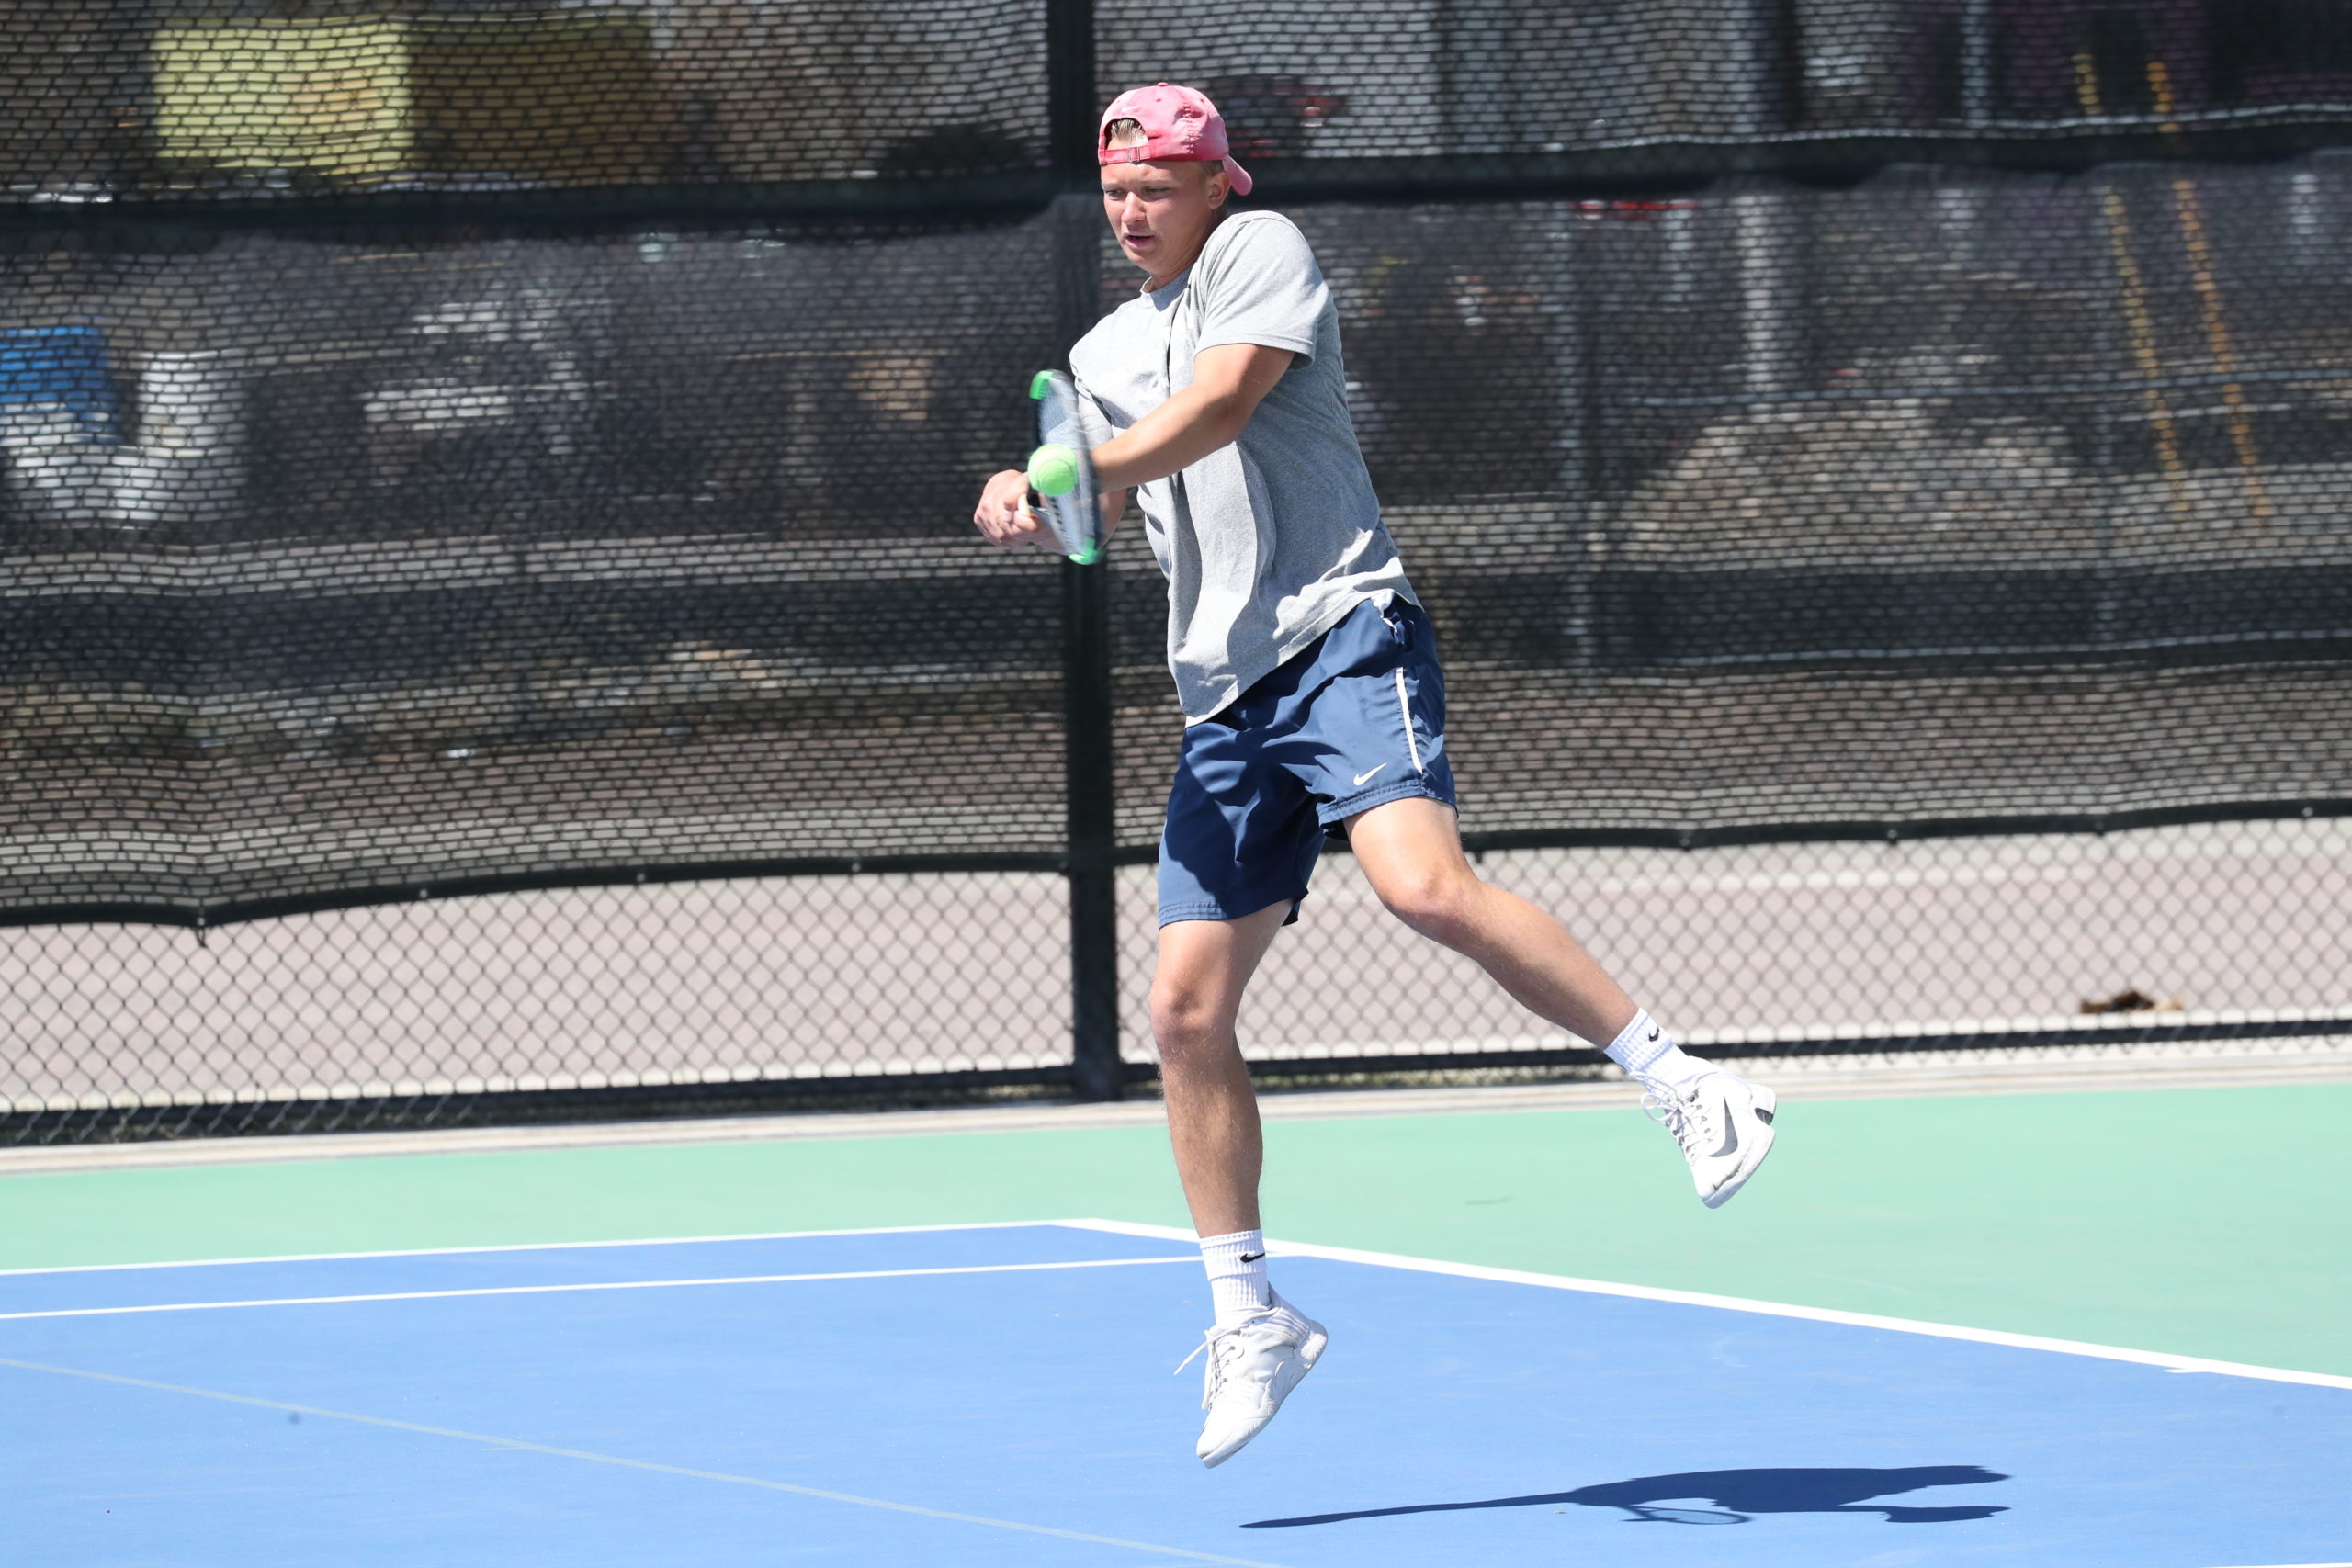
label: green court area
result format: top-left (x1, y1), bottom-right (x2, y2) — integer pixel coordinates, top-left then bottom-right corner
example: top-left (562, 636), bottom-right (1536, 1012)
top-left (6, 1081), bottom-right (2346, 1379)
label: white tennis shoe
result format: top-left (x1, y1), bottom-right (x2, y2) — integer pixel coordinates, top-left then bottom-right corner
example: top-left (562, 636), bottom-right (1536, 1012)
top-left (1179, 1292), bottom-right (1328, 1468)
top-left (1641, 1067), bottom-right (1779, 1208)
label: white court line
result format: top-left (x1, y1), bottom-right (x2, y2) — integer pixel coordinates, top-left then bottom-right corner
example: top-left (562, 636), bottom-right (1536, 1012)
top-left (0, 1254), bottom-right (1196, 1322)
top-left (1057, 1220), bottom-right (2352, 1394)
top-left (14, 1216), bottom-right (2347, 1393)
top-left (0, 1357), bottom-right (1292, 1568)
top-left (0, 1219), bottom-right (1070, 1278)
top-left (5, 1222), bottom-right (2342, 1563)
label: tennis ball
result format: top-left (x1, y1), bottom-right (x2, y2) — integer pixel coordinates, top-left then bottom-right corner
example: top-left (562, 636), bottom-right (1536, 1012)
top-left (1028, 443), bottom-right (1080, 498)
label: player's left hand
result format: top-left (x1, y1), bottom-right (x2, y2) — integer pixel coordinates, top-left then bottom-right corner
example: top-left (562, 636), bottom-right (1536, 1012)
top-left (972, 468), bottom-right (1052, 549)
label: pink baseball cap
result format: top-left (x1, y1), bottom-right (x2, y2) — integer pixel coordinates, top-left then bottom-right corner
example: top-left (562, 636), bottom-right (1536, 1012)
top-left (1098, 83), bottom-right (1253, 196)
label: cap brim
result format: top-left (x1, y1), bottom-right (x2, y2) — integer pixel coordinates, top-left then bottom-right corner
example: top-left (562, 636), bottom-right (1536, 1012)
top-left (1222, 155), bottom-right (1253, 197)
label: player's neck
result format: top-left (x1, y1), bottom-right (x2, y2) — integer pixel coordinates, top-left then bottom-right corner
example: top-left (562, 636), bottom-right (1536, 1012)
top-left (1145, 209), bottom-right (1227, 291)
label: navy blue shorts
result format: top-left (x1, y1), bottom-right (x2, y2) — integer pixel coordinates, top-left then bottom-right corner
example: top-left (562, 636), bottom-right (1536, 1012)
top-left (1158, 595), bottom-right (1456, 928)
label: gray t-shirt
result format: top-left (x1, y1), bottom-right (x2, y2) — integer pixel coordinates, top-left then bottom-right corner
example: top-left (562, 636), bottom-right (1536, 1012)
top-left (1069, 210), bottom-right (1416, 723)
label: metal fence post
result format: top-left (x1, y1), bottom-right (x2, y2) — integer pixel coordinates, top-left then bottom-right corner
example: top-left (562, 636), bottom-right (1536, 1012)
top-left (1062, 543), bottom-right (1121, 1101)
top-left (1046, 0), bottom-right (1096, 179)
top-left (1046, 0), bottom-right (1120, 1100)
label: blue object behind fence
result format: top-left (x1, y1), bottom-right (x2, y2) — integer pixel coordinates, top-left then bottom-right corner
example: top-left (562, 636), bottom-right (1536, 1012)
top-left (0, 324), bottom-right (121, 440)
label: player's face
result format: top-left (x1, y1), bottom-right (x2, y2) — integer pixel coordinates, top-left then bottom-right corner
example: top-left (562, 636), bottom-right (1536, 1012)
top-left (1101, 161), bottom-right (1228, 281)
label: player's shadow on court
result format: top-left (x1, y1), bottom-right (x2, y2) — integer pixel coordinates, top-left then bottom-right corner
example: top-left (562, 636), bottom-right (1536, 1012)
top-left (1243, 1465), bottom-right (2010, 1528)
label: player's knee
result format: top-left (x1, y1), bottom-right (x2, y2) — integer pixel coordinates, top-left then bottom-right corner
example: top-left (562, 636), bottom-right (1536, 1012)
top-left (1373, 864), bottom-right (1480, 943)
top-left (1148, 980), bottom-right (1225, 1056)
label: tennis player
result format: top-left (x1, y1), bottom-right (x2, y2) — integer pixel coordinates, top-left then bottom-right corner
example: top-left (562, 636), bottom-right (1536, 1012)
top-left (971, 83), bottom-right (1779, 1468)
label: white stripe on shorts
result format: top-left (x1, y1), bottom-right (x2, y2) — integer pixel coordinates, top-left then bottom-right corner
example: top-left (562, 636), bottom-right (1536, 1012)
top-left (1393, 665), bottom-right (1423, 773)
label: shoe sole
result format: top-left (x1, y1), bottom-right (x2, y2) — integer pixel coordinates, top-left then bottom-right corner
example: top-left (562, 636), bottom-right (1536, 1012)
top-left (1198, 1319), bottom-right (1329, 1469)
top-left (1701, 1084), bottom-right (1778, 1210)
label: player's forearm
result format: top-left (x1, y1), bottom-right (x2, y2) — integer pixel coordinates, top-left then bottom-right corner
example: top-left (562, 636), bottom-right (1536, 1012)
top-left (1090, 382), bottom-right (1253, 491)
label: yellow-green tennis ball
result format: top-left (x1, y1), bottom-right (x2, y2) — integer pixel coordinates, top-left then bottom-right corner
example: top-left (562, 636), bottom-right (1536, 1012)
top-left (1028, 444), bottom-right (1080, 498)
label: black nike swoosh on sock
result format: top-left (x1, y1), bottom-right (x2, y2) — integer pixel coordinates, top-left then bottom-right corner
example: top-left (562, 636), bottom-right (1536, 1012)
top-left (1238, 1252), bottom-right (1265, 1263)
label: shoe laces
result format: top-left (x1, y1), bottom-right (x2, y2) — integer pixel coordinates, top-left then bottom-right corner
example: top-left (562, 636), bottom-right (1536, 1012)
top-left (1637, 1073), bottom-right (1717, 1158)
top-left (1174, 1311), bottom-right (1285, 1404)
top-left (1174, 1325), bottom-right (1243, 1403)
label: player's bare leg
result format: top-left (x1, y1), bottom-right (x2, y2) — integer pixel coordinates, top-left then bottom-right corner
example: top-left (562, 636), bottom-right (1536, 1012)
top-left (1343, 797), bottom-right (1636, 1041)
top-left (1347, 796), bottom-right (1778, 1207)
top-left (1151, 901), bottom-right (1290, 1235)
top-left (1151, 900), bottom-right (1328, 1466)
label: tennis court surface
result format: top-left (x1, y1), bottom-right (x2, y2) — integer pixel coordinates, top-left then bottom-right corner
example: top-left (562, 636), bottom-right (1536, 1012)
top-left (9, 1207), bottom-right (2347, 1567)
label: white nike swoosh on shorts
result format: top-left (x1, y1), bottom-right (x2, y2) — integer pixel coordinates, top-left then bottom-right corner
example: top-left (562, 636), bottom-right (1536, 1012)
top-left (1352, 764), bottom-right (1387, 786)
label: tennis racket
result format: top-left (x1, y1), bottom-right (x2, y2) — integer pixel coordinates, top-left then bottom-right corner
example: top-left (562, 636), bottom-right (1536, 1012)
top-left (1024, 369), bottom-right (1104, 566)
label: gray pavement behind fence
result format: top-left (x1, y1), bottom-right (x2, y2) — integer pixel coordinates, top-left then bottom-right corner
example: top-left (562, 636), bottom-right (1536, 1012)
top-left (3, 818), bottom-right (2343, 1118)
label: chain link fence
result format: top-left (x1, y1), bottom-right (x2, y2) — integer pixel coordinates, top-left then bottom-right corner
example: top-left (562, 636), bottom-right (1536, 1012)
top-left (3, 872), bottom-right (1076, 1138)
top-left (4, 4), bottom-right (2350, 1140)
top-left (1119, 818), bottom-right (2352, 1071)
top-left (6, 818), bottom-right (2345, 1139)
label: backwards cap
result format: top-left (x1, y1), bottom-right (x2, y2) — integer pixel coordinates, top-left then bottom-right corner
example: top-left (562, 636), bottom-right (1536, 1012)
top-left (1097, 83), bottom-right (1253, 197)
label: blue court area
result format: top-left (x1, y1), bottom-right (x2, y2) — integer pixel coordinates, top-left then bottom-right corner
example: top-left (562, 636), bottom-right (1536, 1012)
top-left (6, 1222), bottom-right (2346, 1568)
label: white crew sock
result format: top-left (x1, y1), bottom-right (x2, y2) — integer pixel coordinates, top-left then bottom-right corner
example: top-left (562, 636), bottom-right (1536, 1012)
top-left (1199, 1229), bottom-right (1272, 1327)
top-left (1604, 1009), bottom-right (1708, 1089)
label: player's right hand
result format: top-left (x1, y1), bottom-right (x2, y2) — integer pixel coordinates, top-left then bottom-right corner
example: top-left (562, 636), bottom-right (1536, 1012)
top-left (973, 468), bottom-right (1051, 549)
